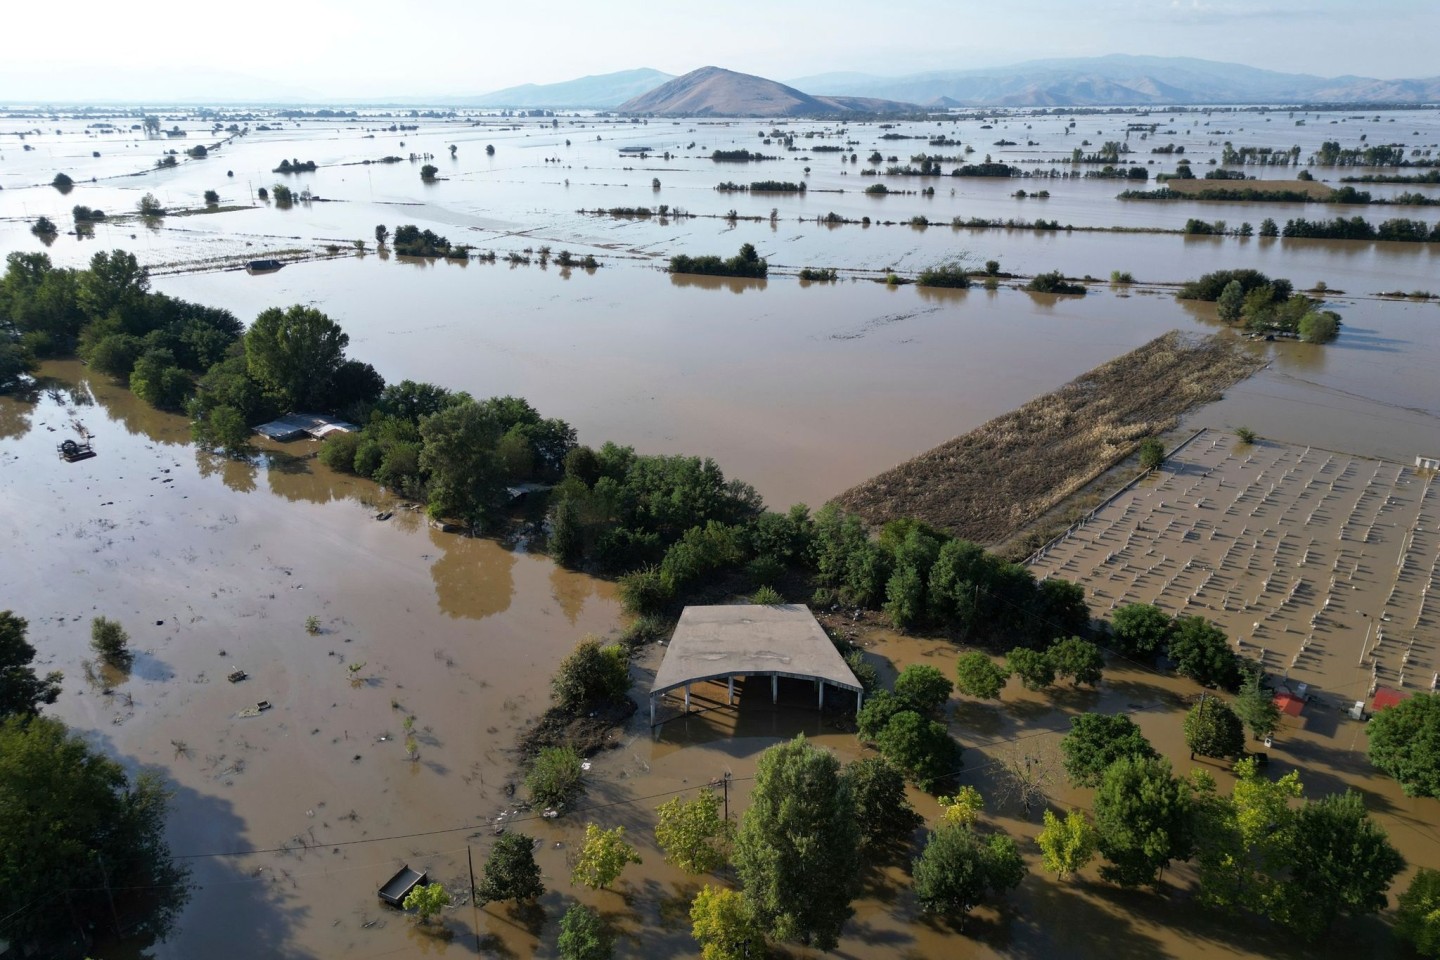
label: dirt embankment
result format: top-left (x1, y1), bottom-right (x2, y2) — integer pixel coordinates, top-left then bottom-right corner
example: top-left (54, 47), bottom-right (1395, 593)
top-left (831, 331), bottom-right (1265, 544)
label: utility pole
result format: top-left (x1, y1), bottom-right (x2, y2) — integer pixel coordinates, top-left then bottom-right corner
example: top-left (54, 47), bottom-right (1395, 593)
top-left (722, 771), bottom-right (731, 823)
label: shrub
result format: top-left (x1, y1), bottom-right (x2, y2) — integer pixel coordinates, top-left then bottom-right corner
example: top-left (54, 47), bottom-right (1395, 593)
top-left (52, 172), bottom-right (74, 189)
top-left (420, 164), bottom-right (438, 180)
top-left (203, 189), bottom-right (219, 204)
top-left (874, 710), bottom-right (962, 792)
top-left (319, 432), bottom-right (362, 473)
top-left (618, 566), bottom-right (673, 615)
top-left (527, 745), bottom-right (584, 807)
top-left (90, 616), bottom-right (131, 667)
top-left (750, 585), bottom-right (783, 605)
top-left (1026, 270), bottom-right (1086, 295)
top-left (955, 652), bottom-right (1008, 699)
top-left (558, 903), bottom-right (613, 960)
top-left (1005, 647), bottom-right (1055, 691)
top-left (1139, 438), bottom-right (1165, 470)
top-left (916, 263), bottom-right (971, 289)
top-left (1235, 426), bottom-right (1257, 444)
top-left (1110, 270), bottom-right (1134, 284)
top-left (1298, 310), bottom-right (1341, 343)
top-left (984, 259), bottom-right (1001, 276)
top-left (552, 637), bottom-right (630, 711)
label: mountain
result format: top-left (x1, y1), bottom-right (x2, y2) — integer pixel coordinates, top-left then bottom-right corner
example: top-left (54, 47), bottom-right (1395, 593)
top-left (617, 66), bottom-right (917, 117)
top-left (468, 68), bottom-right (675, 108)
top-left (787, 56), bottom-right (1440, 106)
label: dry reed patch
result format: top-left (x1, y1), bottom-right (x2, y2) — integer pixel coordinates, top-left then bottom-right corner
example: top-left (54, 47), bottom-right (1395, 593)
top-left (832, 331), bottom-right (1264, 543)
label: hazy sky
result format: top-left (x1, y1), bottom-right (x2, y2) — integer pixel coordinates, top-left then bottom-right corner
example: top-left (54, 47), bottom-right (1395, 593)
top-left (3, 0), bottom-right (1435, 101)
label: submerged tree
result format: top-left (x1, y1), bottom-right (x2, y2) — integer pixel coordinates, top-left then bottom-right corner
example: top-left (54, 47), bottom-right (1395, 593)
top-left (0, 612), bottom-right (62, 718)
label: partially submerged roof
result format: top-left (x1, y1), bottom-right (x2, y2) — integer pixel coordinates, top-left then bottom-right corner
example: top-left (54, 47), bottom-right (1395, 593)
top-left (1372, 686), bottom-right (1411, 712)
top-left (254, 413), bottom-right (359, 442)
top-left (1273, 691), bottom-right (1305, 717)
top-left (651, 604), bottom-right (861, 698)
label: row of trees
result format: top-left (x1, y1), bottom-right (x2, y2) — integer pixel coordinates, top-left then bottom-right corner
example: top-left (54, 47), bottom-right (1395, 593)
top-left (668, 243), bottom-right (768, 280)
top-left (1053, 710), bottom-right (1404, 938)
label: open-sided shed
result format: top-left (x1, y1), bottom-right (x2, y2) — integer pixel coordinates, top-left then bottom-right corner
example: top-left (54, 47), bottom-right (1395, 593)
top-left (649, 604), bottom-right (862, 726)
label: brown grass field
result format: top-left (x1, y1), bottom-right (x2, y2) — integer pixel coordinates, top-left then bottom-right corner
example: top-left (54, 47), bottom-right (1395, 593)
top-left (832, 331), bottom-right (1265, 543)
top-left (1158, 177), bottom-right (1337, 200)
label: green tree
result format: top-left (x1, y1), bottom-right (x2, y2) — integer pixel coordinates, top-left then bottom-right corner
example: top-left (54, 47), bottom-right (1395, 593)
top-left (1298, 309), bottom-right (1340, 343)
top-left (893, 663), bottom-right (953, 715)
top-left (137, 192), bottom-right (165, 216)
top-left (1397, 868), bottom-right (1440, 957)
top-left (690, 885), bottom-right (762, 960)
top-left (548, 497), bottom-right (584, 566)
top-left (1270, 790), bottom-right (1403, 938)
top-left (0, 341), bottom-right (34, 392)
top-left (1047, 636), bottom-right (1104, 687)
top-left (1217, 279), bottom-right (1245, 323)
top-left (912, 823), bottom-right (1026, 921)
top-left (77, 249), bottom-right (149, 325)
top-left (129, 349), bottom-right (191, 410)
top-left (558, 903), bottom-right (613, 960)
top-left (1005, 647), bottom-right (1055, 691)
top-left (0, 611), bottom-right (62, 718)
top-left (1367, 693), bottom-right (1440, 797)
top-left (1139, 437), bottom-right (1165, 470)
top-left (571, 824), bottom-right (642, 890)
top-left (1061, 712), bottom-right (1156, 787)
top-left (874, 709), bottom-right (961, 792)
top-left (1232, 672), bottom-right (1280, 740)
top-left (1094, 755), bottom-right (1192, 888)
top-left (954, 651), bottom-right (1008, 699)
top-left (527, 745), bottom-right (584, 808)
top-left (90, 615), bottom-right (131, 667)
top-left (734, 735), bottom-right (860, 950)
top-left (654, 790), bottom-right (732, 874)
top-left (203, 189), bottom-right (220, 204)
top-left (418, 399), bottom-right (505, 523)
top-left (1109, 603), bottom-right (1173, 657)
top-left (476, 832), bottom-right (545, 905)
top-left (1183, 698), bottom-right (1245, 759)
top-left (844, 756), bottom-right (922, 866)
top-left (402, 882), bottom-right (451, 924)
top-left (551, 636), bottom-right (629, 712)
top-left (1038, 808), bottom-right (1099, 880)
top-left (420, 164), bottom-right (438, 180)
top-left (244, 304), bottom-right (350, 410)
top-left (1168, 616), bottom-right (1239, 688)
top-left (191, 403), bottom-right (252, 455)
top-left (0, 715), bottom-right (190, 946)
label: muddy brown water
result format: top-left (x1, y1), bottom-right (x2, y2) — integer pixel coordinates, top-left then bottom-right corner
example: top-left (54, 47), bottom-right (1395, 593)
top-left (4, 106), bottom-right (1440, 957)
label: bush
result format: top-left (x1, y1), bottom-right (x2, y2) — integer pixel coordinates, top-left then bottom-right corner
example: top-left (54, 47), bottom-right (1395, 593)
top-left (750, 585), bottom-right (783, 605)
top-left (1026, 270), bottom-right (1086, 295)
top-left (552, 637), bottom-right (630, 712)
top-left (1235, 426), bottom-right (1257, 444)
top-left (1005, 647), bottom-right (1055, 691)
top-left (1183, 699), bottom-right (1245, 758)
top-left (90, 616), bottom-right (131, 667)
top-left (618, 566), bottom-right (673, 615)
top-left (420, 164), bottom-right (438, 180)
top-left (1139, 438), bottom-right (1165, 470)
top-left (1110, 270), bottom-right (1134, 284)
top-left (203, 189), bottom-right (219, 204)
top-left (1298, 310), bottom-right (1341, 343)
top-left (916, 263), bottom-right (971, 289)
top-left (527, 745), bottom-right (584, 807)
top-left (955, 652), bottom-right (1008, 699)
top-left (52, 172), bottom-right (74, 189)
top-left (1177, 269), bottom-right (1290, 303)
top-left (558, 903), bottom-right (613, 960)
top-left (318, 432), bottom-right (362, 473)
top-left (845, 650), bottom-right (879, 694)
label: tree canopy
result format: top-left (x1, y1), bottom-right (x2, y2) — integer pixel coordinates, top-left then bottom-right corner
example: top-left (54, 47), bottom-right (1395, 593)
top-left (1094, 755), bottom-right (1193, 888)
top-left (1367, 693), bottom-right (1440, 797)
top-left (0, 611), bottom-right (61, 718)
top-left (654, 790), bottom-right (732, 875)
top-left (912, 822), bottom-right (1026, 921)
top-left (244, 304), bottom-right (352, 411)
top-left (1060, 712), bottom-right (1158, 787)
top-left (954, 651), bottom-right (1008, 699)
top-left (1183, 699), bottom-right (1245, 759)
top-left (734, 736), bottom-right (860, 950)
top-left (0, 715), bottom-right (189, 948)
top-left (476, 832), bottom-right (544, 904)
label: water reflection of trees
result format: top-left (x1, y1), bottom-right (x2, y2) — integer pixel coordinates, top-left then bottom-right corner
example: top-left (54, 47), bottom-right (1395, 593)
top-left (549, 562), bottom-right (600, 626)
top-left (262, 450), bottom-right (363, 505)
top-left (428, 531), bottom-right (516, 620)
top-left (195, 450), bottom-right (257, 494)
top-left (668, 273), bottom-right (767, 295)
top-left (0, 393), bottom-right (36, 441)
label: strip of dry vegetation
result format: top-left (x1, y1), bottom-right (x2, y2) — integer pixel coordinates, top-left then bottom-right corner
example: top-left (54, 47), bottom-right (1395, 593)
top-left (832, 331), bottom-right (1264, 544)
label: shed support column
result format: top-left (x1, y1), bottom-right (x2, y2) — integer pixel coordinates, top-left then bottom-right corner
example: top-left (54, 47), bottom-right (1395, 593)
top-left (857, 689), bottom-right (863, 713)
top-left (772, 674), bottom-right (778, 704)
top-left (649, 694), bottom-right (655, 727)
top-left (685, 684), bottom-right (690, 714)
top-left (818, 680), bottom-right (825, 710)
top-left (728, 676), bottom-right (734, 705)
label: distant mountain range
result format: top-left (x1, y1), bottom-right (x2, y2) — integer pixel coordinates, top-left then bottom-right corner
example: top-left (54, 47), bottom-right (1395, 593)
top-left (616, 67), bottom-right (916, 117)
top-left (465, 68), bottom-right (674, 108)
top-left (464, 56), bottom-right (1440, 112)
top-left (788, 55), bottom-right (1440, 106)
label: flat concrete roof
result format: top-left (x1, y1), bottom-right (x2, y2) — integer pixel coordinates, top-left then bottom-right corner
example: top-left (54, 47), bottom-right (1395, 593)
top-left (651, 604), bottom-right (862, 698)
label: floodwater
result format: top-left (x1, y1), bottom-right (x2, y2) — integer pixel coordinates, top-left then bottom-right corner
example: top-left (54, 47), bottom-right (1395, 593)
top-left (3, 103), bottom-right (1440, 958)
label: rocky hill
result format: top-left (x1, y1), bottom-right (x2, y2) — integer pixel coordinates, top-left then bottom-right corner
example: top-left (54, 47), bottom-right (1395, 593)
top-left (617, 66), bottom-right (917, 117)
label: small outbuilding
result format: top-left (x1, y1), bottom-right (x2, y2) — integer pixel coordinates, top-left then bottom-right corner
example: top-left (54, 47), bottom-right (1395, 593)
top-left (649, 604), bottom-right (863, 726)
top-left (1371, 686), bottom-right (1411, 712)
top-left (1418, 455), bottom-right (1440, 472)
top-left (1273, 691), bottom-right (1305, 717)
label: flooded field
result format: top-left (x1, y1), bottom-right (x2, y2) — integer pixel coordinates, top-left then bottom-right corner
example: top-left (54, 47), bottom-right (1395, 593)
top-left (3, 101), bottom-right (1440, 958)
top-left (1030, 429), bottom-right (1440, 705)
